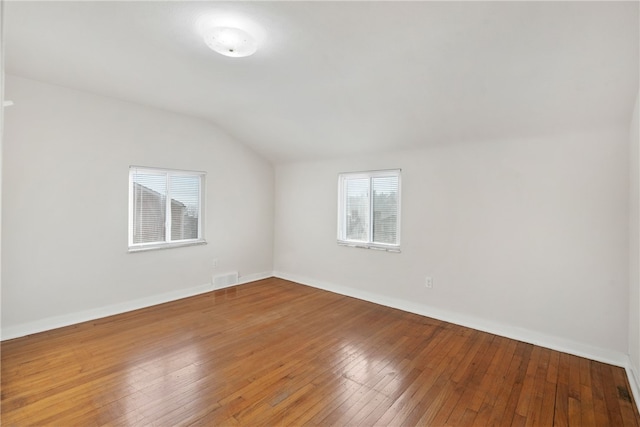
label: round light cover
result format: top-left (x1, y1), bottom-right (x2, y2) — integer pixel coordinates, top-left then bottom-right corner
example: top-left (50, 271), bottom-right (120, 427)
top-left (203, 27), bottom-right (257, 58)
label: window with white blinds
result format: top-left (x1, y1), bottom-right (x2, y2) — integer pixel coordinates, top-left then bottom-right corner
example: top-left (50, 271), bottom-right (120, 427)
top-left (337, 169), bottom-right (401, 251)
top-left (128, 166), bottom-right (205, 252)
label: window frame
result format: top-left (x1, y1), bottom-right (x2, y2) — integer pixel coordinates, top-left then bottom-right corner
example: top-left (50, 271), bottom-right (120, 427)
top-left (337, 169), bottom-right (401, 252)
top-left (128, 166), bottom-right (206, 252)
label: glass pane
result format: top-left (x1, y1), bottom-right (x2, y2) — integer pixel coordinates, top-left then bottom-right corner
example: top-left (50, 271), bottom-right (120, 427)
top-left (372, 176), bottom-right (399, 244)
top-left (170, 175), bottom-right (200, 241)
top-left (345, 178), bottom-right (369, 241)
top-left (132, 172), bottom-right (166, 244)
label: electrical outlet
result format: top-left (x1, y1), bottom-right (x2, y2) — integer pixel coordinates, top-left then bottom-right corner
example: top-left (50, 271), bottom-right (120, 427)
top-left (425, 276), bottom-right (433, 288)
top-left (212, 259), bottom-right (218, 269)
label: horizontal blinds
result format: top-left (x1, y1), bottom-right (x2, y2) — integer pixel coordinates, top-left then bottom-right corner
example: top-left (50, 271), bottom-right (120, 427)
top-left (130, 167), bottom-right (203, 247)
top-left (338, 169), bottom-right (400, 249)
top-left (131, 171), bottom-right (167, 244)
top-left (372, 176), bottom-right (399, 245)
top-left (169, 175), bottom-right (200, 241)
top-left (345, 178), bottom-right (370, 242)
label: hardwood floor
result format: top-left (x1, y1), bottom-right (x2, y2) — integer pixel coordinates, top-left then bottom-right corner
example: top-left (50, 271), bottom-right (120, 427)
top-left (1, 277), bottom-right (639, 426)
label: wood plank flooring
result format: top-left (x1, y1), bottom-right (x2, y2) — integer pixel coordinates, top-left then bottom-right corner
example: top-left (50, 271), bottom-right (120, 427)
top-left (2, 277), bottom-right (639, 426)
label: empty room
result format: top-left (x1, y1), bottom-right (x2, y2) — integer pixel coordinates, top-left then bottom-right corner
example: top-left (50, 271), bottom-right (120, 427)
top-left (1, 1), bottom-right (639, 425)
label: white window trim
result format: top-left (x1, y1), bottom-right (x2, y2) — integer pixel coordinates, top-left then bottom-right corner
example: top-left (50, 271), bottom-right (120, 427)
top-left (337, 169), bottom-right (401, 252)
top-left (128, 166), bottom-right (206, 253)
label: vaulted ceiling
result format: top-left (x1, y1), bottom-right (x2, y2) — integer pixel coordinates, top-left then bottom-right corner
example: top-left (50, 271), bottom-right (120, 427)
top-left (5, 1), bottom-right (639, 163)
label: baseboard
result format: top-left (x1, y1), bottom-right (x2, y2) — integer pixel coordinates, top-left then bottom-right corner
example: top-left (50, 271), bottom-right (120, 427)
top-left (626, 361), bottom-right (640, 412)
top-left (1, 270), bottom-right (274, 341)
top-left (4, 269), bottom-right (637, 408)
top-left (273, 271), bottom-right (629, 369)
top-left (238, 271), bottom-right (273, 286)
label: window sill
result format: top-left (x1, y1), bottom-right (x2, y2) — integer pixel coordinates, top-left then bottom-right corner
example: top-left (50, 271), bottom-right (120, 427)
top-left (337, 240), bottom-right (401, 253)
top-left (128, 239), bottom-right (207, 253)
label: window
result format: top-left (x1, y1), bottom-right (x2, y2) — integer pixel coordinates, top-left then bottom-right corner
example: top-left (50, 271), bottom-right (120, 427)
top-left (128, 166), bottom-right (205, 252)
top-left (337, 169), bottom-right (401, 252)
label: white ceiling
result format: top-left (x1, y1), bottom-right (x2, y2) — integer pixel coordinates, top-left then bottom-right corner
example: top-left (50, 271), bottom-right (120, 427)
top-left (5, 1), bottom-right (639, 163)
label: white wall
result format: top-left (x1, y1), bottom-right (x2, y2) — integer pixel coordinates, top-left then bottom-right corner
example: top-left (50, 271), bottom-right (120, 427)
top-left (274, 128), bottom-right (630, 362)
top-left (0, 1), bottom-right (5, 333)
top-left (2, 73), bottom-right (635, 384)
top-left (629, 92), bottom-right (640, 393)
top-left (1, 75), bottom-right (274, 337)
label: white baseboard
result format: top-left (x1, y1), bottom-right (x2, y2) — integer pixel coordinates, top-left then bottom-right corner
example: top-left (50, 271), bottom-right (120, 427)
top-left (4, 269), bottom-right (638, 410)
top-left (238, 271), bottom-right (273, 286)
top-left (1, 270), bottom-right (274, 341)
top-left (626, 362), bottom-right (640, 412)
top-left (273, 271), bottom-right (629, 369)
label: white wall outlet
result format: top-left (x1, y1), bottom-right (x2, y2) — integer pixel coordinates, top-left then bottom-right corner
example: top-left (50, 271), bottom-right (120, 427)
top-left (425, 276), bottom-right (433, 288)
top-left (212, 259), bottom-right (218, 269)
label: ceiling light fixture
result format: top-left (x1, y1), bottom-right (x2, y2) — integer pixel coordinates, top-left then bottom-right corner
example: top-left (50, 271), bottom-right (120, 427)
top-left (202, 26), bottom-right (258, 58)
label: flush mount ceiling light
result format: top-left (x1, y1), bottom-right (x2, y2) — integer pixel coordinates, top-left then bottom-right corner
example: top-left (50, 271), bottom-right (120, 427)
top-left (202, 26), bottom-right (258, 58)
top-left (196, 13), bottom-right (263, 58)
